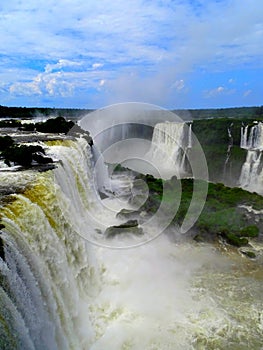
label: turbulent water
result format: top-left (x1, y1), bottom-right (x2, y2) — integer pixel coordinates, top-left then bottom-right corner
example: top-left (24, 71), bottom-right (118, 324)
top-left (0, 136), bottom-right (263, 349)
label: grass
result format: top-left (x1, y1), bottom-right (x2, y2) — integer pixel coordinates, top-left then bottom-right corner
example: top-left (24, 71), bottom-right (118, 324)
top-left (137, 175), bottom-right (262, 246)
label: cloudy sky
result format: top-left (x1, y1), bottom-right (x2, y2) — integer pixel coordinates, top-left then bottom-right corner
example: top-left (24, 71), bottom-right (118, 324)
top-left (0, 0), bottom-right (262, 109)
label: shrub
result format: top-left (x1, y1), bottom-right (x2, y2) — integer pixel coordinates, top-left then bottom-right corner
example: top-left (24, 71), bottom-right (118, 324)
top-left (240, 225), bottom-right (259, 238)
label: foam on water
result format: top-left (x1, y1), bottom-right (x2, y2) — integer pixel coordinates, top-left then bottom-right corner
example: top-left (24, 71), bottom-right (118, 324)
top-left (0, 136), bottom-right (262, 349)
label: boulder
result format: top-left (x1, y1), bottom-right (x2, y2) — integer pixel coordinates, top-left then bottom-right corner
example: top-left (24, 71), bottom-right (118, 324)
top-left (104, 220), bottom-right (143, 238)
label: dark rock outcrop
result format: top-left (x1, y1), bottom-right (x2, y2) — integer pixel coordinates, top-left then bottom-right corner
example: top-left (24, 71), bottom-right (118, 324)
top-left (2, 144), bottom-right (53, 167)
top-left (104, 220), bottom-right (143, 238)
top-left (67, 124), bottom-right (93, 146)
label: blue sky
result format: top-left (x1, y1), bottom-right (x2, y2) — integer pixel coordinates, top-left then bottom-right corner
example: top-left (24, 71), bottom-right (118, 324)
top-left (0, 0), bottom-right (262, 109)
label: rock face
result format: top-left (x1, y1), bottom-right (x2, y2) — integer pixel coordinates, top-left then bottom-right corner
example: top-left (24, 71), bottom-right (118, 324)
top-left (67, 124), bottom-right (93, 146)
top-left (104, 220), bottom-right (143, 238)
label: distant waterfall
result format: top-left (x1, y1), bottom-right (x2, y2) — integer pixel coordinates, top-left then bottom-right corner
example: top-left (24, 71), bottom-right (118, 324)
top-left (240, 125), bottom-right (249, 149)
top-left (223, 124), bottom-right (234, 182)
top-left (239, 122), bottom-right (263, 194)
top-left (188, 123), bottom-right (192, 149)
top-left (240, 122), bottom-right (263, 150)
top-left (147, 122), bottom-right (191, 179)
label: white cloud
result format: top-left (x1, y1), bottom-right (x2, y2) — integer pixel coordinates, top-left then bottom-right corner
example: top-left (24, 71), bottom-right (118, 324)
top-left (45, 60), bottom-right (83, 74)
top-left (1, 0), bottom-right (263, 107)
top-left (10, 78), bottom-right (42, 96)
top-left (243, 89), bottom-right (252, 97)
top-left (204, 86), bottom-right (236, 98)
top-left (1, 0), bottom-right (262, 69)
top-left (171, 80), bottom-right (185, 91)
top-left (92, 63), bottom-right (104, 69)
top-left (10, 69), bottom-right (74, 97)
top-left (9, 59), bottom-right (111, 98)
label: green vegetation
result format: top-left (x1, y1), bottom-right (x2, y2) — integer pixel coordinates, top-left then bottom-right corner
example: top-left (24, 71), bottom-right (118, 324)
top-left (20, 116), bottom-right (75, 133)
top-left (191, 117), bottom-right (262, 147)
top-left (175, 106), bottom-right (263, 120)
top-left (133, 175), bottom-right (262, 248)
top-left (1, 104), bottom-right (262, 122)
top-left (0, 105), bottom-right (93, 120)
top-left (240, 225), bottom-right (259, 238)
top-left (1, 105), bottom-right (262, 250)
top-left (192, 118), bottom-right (231, 145)
top-left (223, 233), bottom-right (248, 247)
top-left (240, 250), bottom-right (256, 259)
top-left (190, 117), bottom-right (261, 185)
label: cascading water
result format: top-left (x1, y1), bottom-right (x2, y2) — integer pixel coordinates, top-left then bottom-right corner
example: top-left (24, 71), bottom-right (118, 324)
top-left (188, 123), bottom-right (192, 149)
top-left (223, 124), bottom-right (234, 182)
top-left (239, 122), bottom-right (263, 194)
top-left (240, 125), bottom-right (249, 149)
top-left (146, 122), bottom-right (191, 179)
top-left (0, 138), bottom-right (103, 349)
top-left (241, 122), bottom-right (263, 150)
top-left (91, 144), bottom-right (111, 193)
top-left (0, 136), bottom-right (263, 349)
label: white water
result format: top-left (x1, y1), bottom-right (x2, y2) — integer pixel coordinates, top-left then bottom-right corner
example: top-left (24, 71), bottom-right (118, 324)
top-left (91, 144), bottom-right (111, 192)
top-left (223, 124), bottom-right (234, 182)
top-left (146, 122), bottom-right (191, 179)
top-left (239, 122), bottom-right (263, 194)
top-left (1, 137), bottom-right (263, 349)
top-left (240, 122), bottom-right (263, 150)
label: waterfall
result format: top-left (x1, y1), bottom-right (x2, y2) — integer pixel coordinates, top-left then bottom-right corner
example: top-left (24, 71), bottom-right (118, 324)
top-left (223, 124), bottom-right (234, 182)
top-left (188, 123), bottom-right (192, 149)
top-left (1, 135), bottom-right (263, 349)
top-left (0, 135), bottom-right (209, 349)
top-left (146, 122), bottom-right (190, 178)
top-left (239, 150), bottom-right (263, 194)
top-left (240, 122), bottom-right (263, 150)
top-left (239, 122), bottom-right (263, 194)
top-left (91, 144), bottom-right (111, 193)
top-left (240, 125), bottom-right (249, 148)
top-left (0, 138), bottom-right (104, 349)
